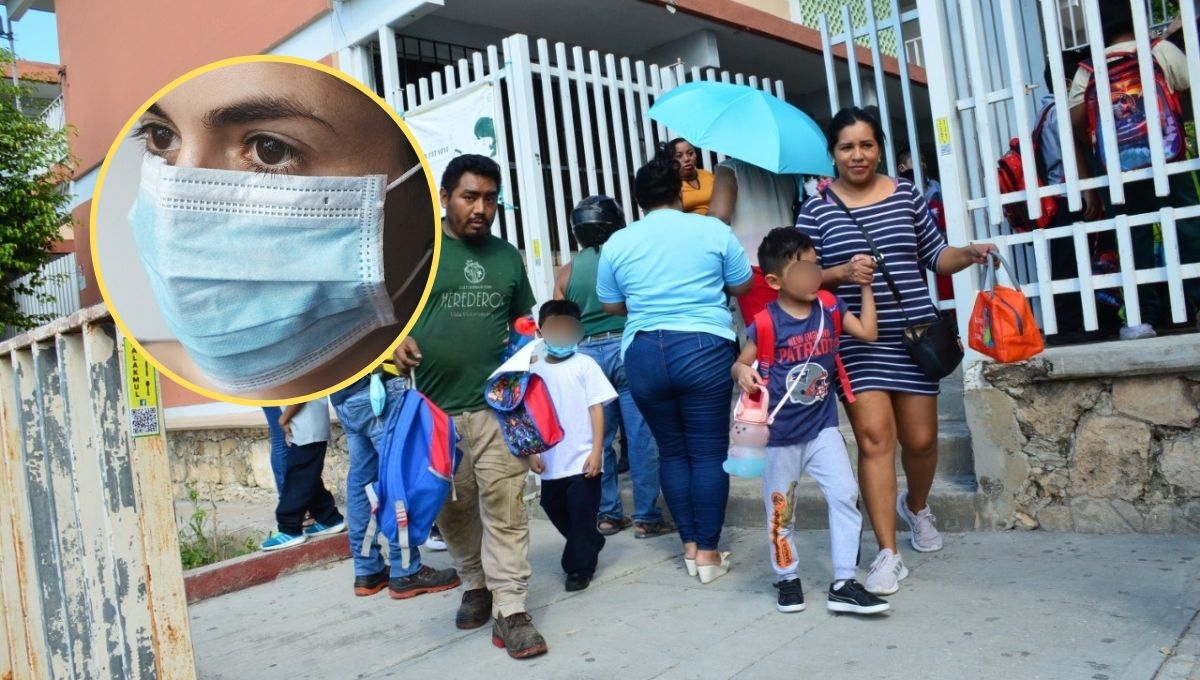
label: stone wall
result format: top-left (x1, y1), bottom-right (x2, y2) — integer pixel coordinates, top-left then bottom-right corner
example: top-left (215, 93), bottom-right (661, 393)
top-left (966, 335), bottom-right (1200, 533)
top-left (167, 425), bottom-right (350, 505)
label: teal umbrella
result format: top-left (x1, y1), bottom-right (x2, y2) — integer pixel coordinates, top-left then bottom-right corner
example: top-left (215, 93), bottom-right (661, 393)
top-left (648, 81), bottom-right (833, 177)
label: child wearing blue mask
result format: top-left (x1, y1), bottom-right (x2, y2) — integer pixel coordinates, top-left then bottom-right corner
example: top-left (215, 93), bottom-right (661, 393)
top-left (527, 300), bottom-right (618, 592)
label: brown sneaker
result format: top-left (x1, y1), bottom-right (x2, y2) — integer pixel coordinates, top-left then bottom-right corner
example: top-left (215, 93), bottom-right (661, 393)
top-left (387, 566), bottom-right (461, 600)
top-left (490, 612), bottom-right (548, 659)
top-left (456, 588), bottom-right (493, 630)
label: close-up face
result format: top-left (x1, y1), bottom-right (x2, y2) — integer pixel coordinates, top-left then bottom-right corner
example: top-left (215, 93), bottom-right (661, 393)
top-left (539, 315), bottom-right (584, 348)
top-left (94, 58), bottom-right (437, 404)
top-left (442, 172), bottom-right (499, 240)
top-left (770, 250), bottom-right (823, 301)
top-left (832, 120), bottom-right (882, 185)
top-left (673, 141), bottom-right (698, 177)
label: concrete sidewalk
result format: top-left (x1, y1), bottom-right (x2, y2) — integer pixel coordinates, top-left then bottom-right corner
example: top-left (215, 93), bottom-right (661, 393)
top-left (189, 522), bottom-right (1200, 679)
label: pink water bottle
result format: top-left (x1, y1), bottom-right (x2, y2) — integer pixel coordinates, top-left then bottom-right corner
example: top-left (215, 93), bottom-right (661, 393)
top-left (724, 388), bottom-right (770, 477)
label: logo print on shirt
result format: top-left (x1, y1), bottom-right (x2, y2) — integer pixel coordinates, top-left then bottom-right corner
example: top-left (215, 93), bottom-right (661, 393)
top-left (464, 260), bottom-right (486, 284)
top-left (784, 363), bottom-right (829, 405)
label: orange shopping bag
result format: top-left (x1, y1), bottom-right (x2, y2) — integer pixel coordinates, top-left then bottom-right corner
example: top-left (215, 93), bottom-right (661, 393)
top-left (968, 252), bottom-right (1044, 363)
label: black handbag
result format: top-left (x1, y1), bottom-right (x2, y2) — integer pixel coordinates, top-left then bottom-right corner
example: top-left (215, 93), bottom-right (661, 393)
top-left (823, 189), bottom-right (963, 381)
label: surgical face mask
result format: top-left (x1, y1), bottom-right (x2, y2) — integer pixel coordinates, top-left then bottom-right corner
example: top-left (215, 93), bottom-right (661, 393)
top-left (544, 342), bottom-right (578, 359)
top-left (541, 323), bottom-right (583, 359)
top-left (129, 155), bottom-right (430, 394)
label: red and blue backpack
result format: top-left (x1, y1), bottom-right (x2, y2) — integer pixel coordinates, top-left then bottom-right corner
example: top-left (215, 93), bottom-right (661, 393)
top-left (363, 388), bottom-right (460, 569)
top-left (1079, 41), bottom-right (1186, 172)
top-left (484, 368), bottom-right (564, 457)
top-left (752, 290), bottom-right (855, 404)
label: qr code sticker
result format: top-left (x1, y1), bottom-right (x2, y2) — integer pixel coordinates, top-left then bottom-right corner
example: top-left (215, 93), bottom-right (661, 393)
top-left (130, 407), bottom-right (159, 436)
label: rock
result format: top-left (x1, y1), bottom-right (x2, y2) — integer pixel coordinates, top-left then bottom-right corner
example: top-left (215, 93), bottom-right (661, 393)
top-left (1112, 376), bottom-right (1200, 428)
top-left (1070, 414), bottom-right (1152, 501)
top-left (1036, 503), bottom-right (1073, 531)
top-left (1013, 510), bottom-right (1039, 530)
top-left (1160, 433), bottom-right (1200, 496)
top-left (1015, 381), bottom-right (1103, 452)
top-left (1070, 497), bottom-right (1140, 533)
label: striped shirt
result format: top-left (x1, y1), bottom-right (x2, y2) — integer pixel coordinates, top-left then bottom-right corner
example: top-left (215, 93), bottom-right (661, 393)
top-left (796, 178), bottom-right (949, 396)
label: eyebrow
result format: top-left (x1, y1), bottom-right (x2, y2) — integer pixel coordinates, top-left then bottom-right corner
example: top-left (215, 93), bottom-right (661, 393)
top-left (202, 96), bottom-right (336, 132)
top-left (144, 97), bottom-right (336, 133)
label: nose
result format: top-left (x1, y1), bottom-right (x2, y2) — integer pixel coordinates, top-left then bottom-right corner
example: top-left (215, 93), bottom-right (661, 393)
top-left (172, 139), bottom-right (221, 170)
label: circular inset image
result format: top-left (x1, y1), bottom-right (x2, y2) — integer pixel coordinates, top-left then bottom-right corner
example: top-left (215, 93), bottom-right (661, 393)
top-left (91, 55), bottom-right (439, 405)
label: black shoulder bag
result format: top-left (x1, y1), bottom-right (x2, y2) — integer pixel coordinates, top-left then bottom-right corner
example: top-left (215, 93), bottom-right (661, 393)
top-left (823, 189), bottom-right (963, 381)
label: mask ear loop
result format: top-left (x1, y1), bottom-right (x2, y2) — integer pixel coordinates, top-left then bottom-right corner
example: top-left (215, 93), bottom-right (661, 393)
top-left (386, 163), bottom-right (424, 192)
top-left (384, 163), bottom-right (435, 304)
top-left (390, 247), bottom-right (433, 303)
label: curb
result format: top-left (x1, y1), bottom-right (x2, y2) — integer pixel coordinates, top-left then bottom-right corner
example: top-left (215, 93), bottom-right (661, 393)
top-left (184, 533), bottom-right (349, 605)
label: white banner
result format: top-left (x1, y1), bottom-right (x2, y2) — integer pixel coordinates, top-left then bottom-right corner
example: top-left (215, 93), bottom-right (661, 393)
top-left (404, 81), bottom-right (500, 196)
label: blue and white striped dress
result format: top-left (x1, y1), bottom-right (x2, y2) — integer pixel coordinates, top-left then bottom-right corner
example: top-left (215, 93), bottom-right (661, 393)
top-left (796, 178), bottom-right (950, 396)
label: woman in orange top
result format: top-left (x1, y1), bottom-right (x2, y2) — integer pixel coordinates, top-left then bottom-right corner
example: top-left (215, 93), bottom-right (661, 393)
top-left (669, 138), bottom-right (714, 215)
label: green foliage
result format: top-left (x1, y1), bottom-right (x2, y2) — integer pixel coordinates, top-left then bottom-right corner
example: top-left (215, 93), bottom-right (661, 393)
top-left (177, 485), bottom-right (258, 570)
top-left (0, 47), bottom-right (76, 333)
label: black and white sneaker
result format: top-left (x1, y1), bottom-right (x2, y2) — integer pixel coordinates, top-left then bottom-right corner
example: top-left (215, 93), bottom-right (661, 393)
top-left (774, 578), bottom-right (806, 613)
top-left (827, 579), bottom-right (890, 615)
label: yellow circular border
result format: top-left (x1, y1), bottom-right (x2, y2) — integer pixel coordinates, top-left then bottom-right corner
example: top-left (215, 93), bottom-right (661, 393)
top-left (89, 54), bottom-right (442, 407)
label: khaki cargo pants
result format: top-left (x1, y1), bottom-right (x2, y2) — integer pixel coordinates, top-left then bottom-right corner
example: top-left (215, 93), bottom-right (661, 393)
top-left (437, 409), bottom-right (532, 618)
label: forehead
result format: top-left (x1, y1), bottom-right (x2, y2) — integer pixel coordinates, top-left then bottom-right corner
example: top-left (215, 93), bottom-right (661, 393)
top-left (154, 62), bottom-right (392, 137)
top-left (836, 121), bottom-right (877, 143)
top-left (452, 172), bottom-right (500, 195)
top-left (541, 314), bottom-right (581, 326)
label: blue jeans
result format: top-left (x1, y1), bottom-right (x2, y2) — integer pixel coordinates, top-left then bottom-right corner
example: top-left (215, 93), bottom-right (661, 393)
top-left (577, 335), bottom-right (663, 524)
top-left (262, 406), bottom-right (288, 494)
top-left (332, 379), bottom-right (421, 578)
top-left (624, 331), bottom-right (735, 551)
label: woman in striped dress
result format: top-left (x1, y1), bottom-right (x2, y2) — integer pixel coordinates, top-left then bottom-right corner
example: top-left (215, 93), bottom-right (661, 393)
top-left (796, 107), bottom-right (994, 596)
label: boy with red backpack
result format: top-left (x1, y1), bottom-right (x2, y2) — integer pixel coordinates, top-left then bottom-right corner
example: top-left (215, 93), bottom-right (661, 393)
top-left (1069, 1), bottom-right (1200, 336)
top-left (730, 228), bottom-right (888, 616)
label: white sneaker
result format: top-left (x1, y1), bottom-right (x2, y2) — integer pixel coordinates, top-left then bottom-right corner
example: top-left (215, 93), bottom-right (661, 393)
top-left (1119, 323), bottom-right (1156, 340)
top-left (897, 491), bottom-right (943, 553)
top-left (423, 534), bottom-right (447, 551)
top-left (865, 549), bottom-right (908, 596)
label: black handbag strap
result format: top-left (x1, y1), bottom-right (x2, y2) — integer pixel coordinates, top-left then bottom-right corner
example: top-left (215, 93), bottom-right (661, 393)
top-left (822, 187), bottom-right (918, 326)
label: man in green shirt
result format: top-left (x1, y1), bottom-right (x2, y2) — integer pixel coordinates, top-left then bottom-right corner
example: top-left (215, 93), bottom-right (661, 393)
top-left (396, 155), bottom-right (545, 659)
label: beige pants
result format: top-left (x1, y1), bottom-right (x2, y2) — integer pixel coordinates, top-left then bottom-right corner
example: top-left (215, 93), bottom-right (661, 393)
top-left (438, 409), bottom-right (532, 618)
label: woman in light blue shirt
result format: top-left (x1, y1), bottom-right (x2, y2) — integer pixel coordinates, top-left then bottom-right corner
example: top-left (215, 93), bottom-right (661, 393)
top-left (597, 153), bottom-right (753, 584)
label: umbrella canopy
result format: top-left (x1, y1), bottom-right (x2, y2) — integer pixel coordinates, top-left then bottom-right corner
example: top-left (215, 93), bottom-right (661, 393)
top-left (648, 81), bottom-right (834, 177)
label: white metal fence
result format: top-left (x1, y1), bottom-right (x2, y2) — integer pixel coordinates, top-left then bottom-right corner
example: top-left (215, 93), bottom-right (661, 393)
top-left (912, 0), bottom-right (1200, 341)
top-left (344, 32), bottom-right (787, 301)
top-left (821, 0), bottom-right (1199, 346)
top-left (3, 252), bottom-right (82, 341)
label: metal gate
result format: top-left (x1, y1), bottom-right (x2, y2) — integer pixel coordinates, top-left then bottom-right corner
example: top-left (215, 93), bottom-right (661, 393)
top-left (818, 0), bottom-right (1200, 347)
top-left (346, 32), bottom-right (788, 301)
top-left (0, 305), bottom-right (195, 679)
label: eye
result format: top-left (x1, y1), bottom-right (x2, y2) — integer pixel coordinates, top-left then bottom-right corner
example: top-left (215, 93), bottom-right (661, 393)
top-left (132, 122), bottom-right (179, 155)
top-left (247, 135), bottom-right (299, 170)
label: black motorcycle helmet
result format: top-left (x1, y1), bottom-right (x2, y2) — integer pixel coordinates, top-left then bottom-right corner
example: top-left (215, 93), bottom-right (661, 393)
top-left (571, 195), bottom-right (625, 249)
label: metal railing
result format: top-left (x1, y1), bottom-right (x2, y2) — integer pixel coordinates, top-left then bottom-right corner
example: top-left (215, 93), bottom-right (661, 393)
top-left (917, 0), bottom-right (1200, 340)
top-left (0, 305), bottom-right (196, 679)
top-left (3, 252), bottom-right (82, 342)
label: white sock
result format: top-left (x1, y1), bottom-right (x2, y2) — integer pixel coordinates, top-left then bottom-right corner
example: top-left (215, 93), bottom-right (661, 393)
top-left (833, 580), bottom-right (847, 591)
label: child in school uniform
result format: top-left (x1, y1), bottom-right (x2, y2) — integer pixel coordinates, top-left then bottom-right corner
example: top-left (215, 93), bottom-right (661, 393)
top-left (527, 300), bottom-right (618, 592)
top-left (731, 227), bottom-right (888, 615)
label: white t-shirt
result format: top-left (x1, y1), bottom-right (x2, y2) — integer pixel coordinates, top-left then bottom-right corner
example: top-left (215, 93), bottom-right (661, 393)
top-left (717, 158), bottom-right (799, 266)
top-left (1068, 39), bottom-right (1191, 110)
top-left (287, 398), bottom-right (332, 447)
top-left (529, 353), bottom-right (618, 480)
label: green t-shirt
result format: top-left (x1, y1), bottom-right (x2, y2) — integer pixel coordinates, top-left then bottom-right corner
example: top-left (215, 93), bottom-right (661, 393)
top-left (565, 247), bottom-right (625, 337)
top-left (410, 233), bottom-right (537, 413)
